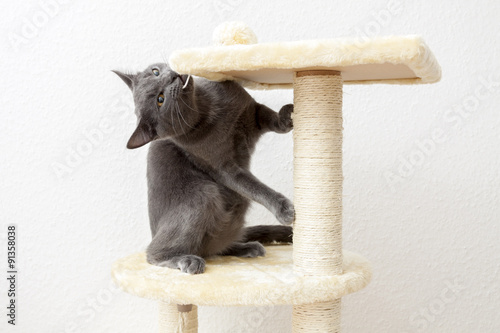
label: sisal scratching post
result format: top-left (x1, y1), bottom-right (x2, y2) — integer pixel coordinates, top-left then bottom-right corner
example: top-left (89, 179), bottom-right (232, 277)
top-left (293, 301), bottom-right (342, 332)
top-left (158, 302), bottom-right (198, 333)
top-left (292, 71), bottom-right (343, 332)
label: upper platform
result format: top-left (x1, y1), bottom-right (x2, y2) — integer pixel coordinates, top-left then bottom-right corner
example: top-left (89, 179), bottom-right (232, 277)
top-left (169, 23), bottom-right (441, 89)
top-left (111, 245), bottom-right (371, 306)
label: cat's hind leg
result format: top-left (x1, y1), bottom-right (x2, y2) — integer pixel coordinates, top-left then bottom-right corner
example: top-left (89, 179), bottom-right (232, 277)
top-left (219, 241), bottom-right (266, 258)
top-left (146, 179), bottom-right (236, 274)
top-left (147, 245), bottom-right (206, 274)
top-left (146, 221), bottom-right (206, 274)
top-left (151, 254), bottom-right (206, 275)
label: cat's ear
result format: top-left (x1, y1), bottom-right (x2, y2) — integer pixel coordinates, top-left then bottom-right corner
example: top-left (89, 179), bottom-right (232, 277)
top-left (127, 119), bottom-right (157, 149)
top-left (112, 70), bottom-right (136, 90)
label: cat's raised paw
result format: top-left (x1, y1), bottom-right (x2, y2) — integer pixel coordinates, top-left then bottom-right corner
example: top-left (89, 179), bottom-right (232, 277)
top-left (278, 104), bottom-right (294, 133)
top-left (276, 197), bottom-right (295, 225)
top-left (177, 255), bottom-right (206, 274)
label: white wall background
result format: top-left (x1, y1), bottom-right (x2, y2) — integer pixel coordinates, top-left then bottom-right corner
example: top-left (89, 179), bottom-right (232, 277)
top-left (1, 0), bottom-right (499, 332)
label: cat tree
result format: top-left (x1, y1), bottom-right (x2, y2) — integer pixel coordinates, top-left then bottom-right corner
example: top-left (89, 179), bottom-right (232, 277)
top-left (112, 22), bottom-right (440, 332)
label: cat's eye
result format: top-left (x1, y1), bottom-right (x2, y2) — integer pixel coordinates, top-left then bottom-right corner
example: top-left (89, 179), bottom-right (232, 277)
top-left (157, 93), bottom-right (165, 107)
top-left (152, 68), bottom-right (160, 76)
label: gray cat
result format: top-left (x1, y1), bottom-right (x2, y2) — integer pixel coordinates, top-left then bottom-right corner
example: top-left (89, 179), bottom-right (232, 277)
top-left (113, 63), bottom-right (294, 274)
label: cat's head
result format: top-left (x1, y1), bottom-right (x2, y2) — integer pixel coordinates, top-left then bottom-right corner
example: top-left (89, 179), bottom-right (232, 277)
top-left (113, 63), bottom-right (194, 149)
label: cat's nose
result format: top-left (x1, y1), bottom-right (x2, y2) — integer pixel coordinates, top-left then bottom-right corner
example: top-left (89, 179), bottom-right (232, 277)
top-left (160, 74), bottom-right (175, 86)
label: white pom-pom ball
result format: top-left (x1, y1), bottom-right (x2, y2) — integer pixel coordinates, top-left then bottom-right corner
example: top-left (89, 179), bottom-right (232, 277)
top-left (212, 21), bottom-right (258, 46)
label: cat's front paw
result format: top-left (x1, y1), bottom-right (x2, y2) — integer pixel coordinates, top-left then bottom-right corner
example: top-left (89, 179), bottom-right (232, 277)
top-left (177, 255), bottom-right (206, 274)
top-left (278, 104), bottom-right (294, 133)
top-left (276, 197), bottom-right (295, 225)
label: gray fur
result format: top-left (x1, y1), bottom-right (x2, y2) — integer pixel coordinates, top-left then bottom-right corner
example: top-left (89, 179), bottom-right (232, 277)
top-left (114, 63), bottom-right (293, 274)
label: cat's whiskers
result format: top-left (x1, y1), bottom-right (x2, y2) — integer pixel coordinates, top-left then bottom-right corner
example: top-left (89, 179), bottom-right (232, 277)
top-left (174, 103), bottom-right (187, 136)
top-left (168, 100), bottom-right (178, 136)
top-left (178, 96), bottom-right (199, 114)
top-left (175, 101), bottom-right (196, 130)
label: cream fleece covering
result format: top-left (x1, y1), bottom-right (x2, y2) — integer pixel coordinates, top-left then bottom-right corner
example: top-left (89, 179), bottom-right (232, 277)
top-left (169, 35), bottom-right (441, 89)
top-left (111, 245), bottom-right (371, 306)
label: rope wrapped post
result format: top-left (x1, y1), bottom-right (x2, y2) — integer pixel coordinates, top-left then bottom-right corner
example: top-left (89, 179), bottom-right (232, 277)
top-left (158, 302), bottom-right (198, 333)
top-left (292, 71), bottom-right (343, 332)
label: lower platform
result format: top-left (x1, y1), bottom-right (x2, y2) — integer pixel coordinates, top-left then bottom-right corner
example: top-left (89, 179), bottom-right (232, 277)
top-left (111, 245), bottom-right (371, 306)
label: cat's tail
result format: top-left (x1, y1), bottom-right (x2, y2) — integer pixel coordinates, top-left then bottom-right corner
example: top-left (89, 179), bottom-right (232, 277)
top-left (242, 225), bottom-right (293, 244)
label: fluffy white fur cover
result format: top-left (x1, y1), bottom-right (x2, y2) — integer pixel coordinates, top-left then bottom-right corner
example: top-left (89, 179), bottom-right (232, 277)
top-left (111, 245), bottom-right (371, 306)
top-left (169, 35), bottom-right (441, 89)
